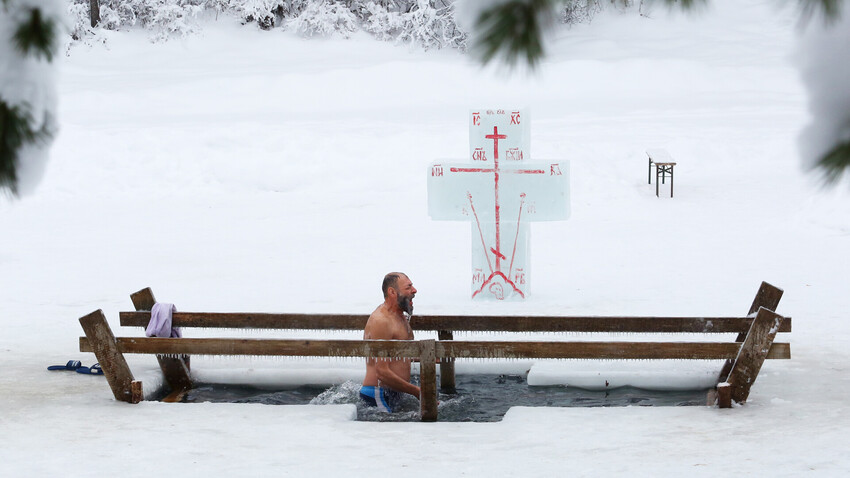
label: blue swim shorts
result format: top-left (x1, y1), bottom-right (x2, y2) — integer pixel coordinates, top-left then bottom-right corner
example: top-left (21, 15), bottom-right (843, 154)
top-left (359, 386), bottom-right (403, 413)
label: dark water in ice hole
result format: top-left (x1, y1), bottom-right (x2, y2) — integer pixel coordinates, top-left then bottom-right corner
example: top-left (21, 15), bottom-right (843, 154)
top-left (178, 374), bottom-right (710, 422)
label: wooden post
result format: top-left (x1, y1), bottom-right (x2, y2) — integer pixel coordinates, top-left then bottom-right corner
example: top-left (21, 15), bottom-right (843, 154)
top-left (726, 307), bottom-right (784, 404)
top-left (131, 288), bottom-right (193, 390)
top-left (747, 281), bottom-right (783, 317)
top-left (719, 281), bottom-right (784, 382)
top-left (716, 382), bottom-right (732, 409)
top-left (419, 339), bottom-right (438, 422)
top-left (79, 310), bottom-right (140, 403)
top-left (130, 380), bottom-right (144, 404)
top-left (437, 330), bottom-right (456, 393)
top-left (130, 287), bottom-right (156, 311)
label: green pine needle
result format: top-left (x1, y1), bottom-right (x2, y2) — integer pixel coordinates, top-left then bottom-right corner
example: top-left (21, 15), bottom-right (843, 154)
top-left (816, 138), bottom-right (850, 184)
top-left (474, 0), bottom-right (556, 69)
top-left (0, 102), bottom-right (52, 197)
top-left (13, 7), bottom-right (56, 62)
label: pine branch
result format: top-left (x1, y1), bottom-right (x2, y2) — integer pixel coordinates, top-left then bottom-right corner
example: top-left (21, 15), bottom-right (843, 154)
top-left (473, 0), bottom-right (557, 69)
top-left (0, 102), bottom-right (52, 197)
top-left (816, 138), bottom-right (850, 184)
top-left (13, 7), bottom-right (56, 62)
top-left (798, 0), bottom-right (846, 23)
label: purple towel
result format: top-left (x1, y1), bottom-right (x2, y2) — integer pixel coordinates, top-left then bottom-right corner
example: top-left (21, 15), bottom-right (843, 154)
top-left (145, 302), bottom-right (182, 338)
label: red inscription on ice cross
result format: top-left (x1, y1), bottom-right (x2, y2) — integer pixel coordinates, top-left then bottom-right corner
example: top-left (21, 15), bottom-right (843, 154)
top-left (550, 163), bottom-right (562, 176)
top-left (506, 148), bottom-right (522, 161)
top-left (472, 268), bottom-right (485, 284)
top-left (472, 148), bottom-right (487, 161)
top-left (511, 111), bottom-right (520, 125)
top-left (514, 268), bottom-right (526, 285)
top-left (432, 164), bottom-right (444, 177)
top-left (472, 112), bottom-right (481, 126)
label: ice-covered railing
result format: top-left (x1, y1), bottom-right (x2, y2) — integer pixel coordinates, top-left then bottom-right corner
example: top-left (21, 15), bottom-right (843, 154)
top-left (79, 282), bottom-right (792, 420)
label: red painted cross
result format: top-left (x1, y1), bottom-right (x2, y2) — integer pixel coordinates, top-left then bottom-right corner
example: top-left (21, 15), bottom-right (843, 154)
top-left (485, 126), bottom-right (507, 161)
top-left (449, 127), bottom-right (545, 298)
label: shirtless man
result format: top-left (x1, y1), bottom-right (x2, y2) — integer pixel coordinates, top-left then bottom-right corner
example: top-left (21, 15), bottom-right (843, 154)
top-left (360, 272), bottom-right (420, 412)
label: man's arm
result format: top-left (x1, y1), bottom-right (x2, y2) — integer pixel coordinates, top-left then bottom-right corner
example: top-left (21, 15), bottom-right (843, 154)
top-left (375, 360), bottom-right (420, 398)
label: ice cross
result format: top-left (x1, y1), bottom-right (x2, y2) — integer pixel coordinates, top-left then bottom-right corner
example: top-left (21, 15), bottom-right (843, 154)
top-left (428, 109), bottom-right (570, 300)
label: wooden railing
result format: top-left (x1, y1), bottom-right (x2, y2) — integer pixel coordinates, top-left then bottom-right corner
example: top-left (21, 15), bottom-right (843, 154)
top-left (79, 282), bottom-right (791, 420)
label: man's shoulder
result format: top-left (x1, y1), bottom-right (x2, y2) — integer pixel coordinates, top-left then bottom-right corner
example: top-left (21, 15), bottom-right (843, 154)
top-left (365, 305), bottom-right (400, 339)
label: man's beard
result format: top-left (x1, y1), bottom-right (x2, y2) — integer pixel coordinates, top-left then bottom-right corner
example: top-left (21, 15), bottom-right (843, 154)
top-left (397, 294), bottom-right (414, 315)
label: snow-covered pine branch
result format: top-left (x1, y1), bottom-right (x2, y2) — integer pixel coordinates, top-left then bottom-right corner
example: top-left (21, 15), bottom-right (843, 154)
top-left (1, 0), bottom-right (62, 197)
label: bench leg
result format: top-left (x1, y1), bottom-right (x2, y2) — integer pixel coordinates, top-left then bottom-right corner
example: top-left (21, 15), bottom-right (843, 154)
top-left (656, 166), bottom-right (660, 197)
top-left (670, 167), bottom-right (674, 197)
top-left (648, 158), bottom-right (652, 184)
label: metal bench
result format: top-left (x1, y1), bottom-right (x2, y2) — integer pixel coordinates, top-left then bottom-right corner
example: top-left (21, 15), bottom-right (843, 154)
top-left (647, 148), bottom-right (677, 197)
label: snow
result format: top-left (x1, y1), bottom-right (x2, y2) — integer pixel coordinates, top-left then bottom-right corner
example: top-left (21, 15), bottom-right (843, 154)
top-left (2, 1), bottom-right (850, 475)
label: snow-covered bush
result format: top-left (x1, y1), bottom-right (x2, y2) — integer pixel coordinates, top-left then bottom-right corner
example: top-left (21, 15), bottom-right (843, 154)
top-left (396, 0), bottom-right (465, 50)
top-left (361, 0), bottom-right (465, 50)
top-left (63, 0), bottom-right (608, 50)
top-left (228, 0), bottom-right (306, 30)
top-left (68, 0), bottom-right (205, 41)
top-left (560, 0), bottom-right (603, 26)
top-left (286, 0), bottom-right (358, 38)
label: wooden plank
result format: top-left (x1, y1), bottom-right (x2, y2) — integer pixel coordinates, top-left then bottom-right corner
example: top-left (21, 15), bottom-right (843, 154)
top-left (80, 337), bottom-right (791, 360)
top-left (721, 281), bottom-right (786, 383)
top-left (81, 338), bottom-right (422, 358)
top-left (119, 311), bottom-right (792, 334)
top-left (157, 355), bottom-right (193, 392)
top-left (436, 341), bottom-right (791, 360)
top-left (130, 287), bottom-right (156, 311)
top-left (120, 312), bottom-right (369, 330)
top-left (734, 281), bottom-right (785, 342)
top-left (748, 282), bottom-right (784, 316)
top-left (162, 388), bottom-right (188, 403)
top-left (419, 340), bottom-right (438, 422)
top-left (80, 337), bottom-right (791, 362)
top-left (78, 310), bottom-right (139, 403)
top-left (437, 330), bottom-right (456, 393)
top-left (726, 307), bottom-right (785, 404)
top-left (130, 288), bottom-right (193, 390)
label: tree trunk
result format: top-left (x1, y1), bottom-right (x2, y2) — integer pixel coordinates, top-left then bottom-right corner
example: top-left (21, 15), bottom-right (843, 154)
top-left (90, 0), bottom-right (100, 28)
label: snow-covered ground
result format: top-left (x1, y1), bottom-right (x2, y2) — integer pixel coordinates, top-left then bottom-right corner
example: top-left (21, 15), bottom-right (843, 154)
top-left (2, 1), bottom-right (850, 476)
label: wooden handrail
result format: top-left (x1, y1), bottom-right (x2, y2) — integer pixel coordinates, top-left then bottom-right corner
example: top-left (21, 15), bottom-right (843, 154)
top-left (119, 311), bottom-right (792, 334)
top-left (80, 336), bottom-right (791, 360)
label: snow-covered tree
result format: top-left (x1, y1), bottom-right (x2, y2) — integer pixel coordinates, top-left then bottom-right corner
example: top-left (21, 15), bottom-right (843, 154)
top-left (460, 0), bottom-right (850, 184)
top-left (0, 0), bottom-right (62, 197)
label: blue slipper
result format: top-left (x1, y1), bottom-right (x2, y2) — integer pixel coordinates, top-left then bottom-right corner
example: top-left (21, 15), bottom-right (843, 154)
top-left (47, 360), bottom-right (82, 371)
top-left (76, 363), bottom-right (104, 375)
